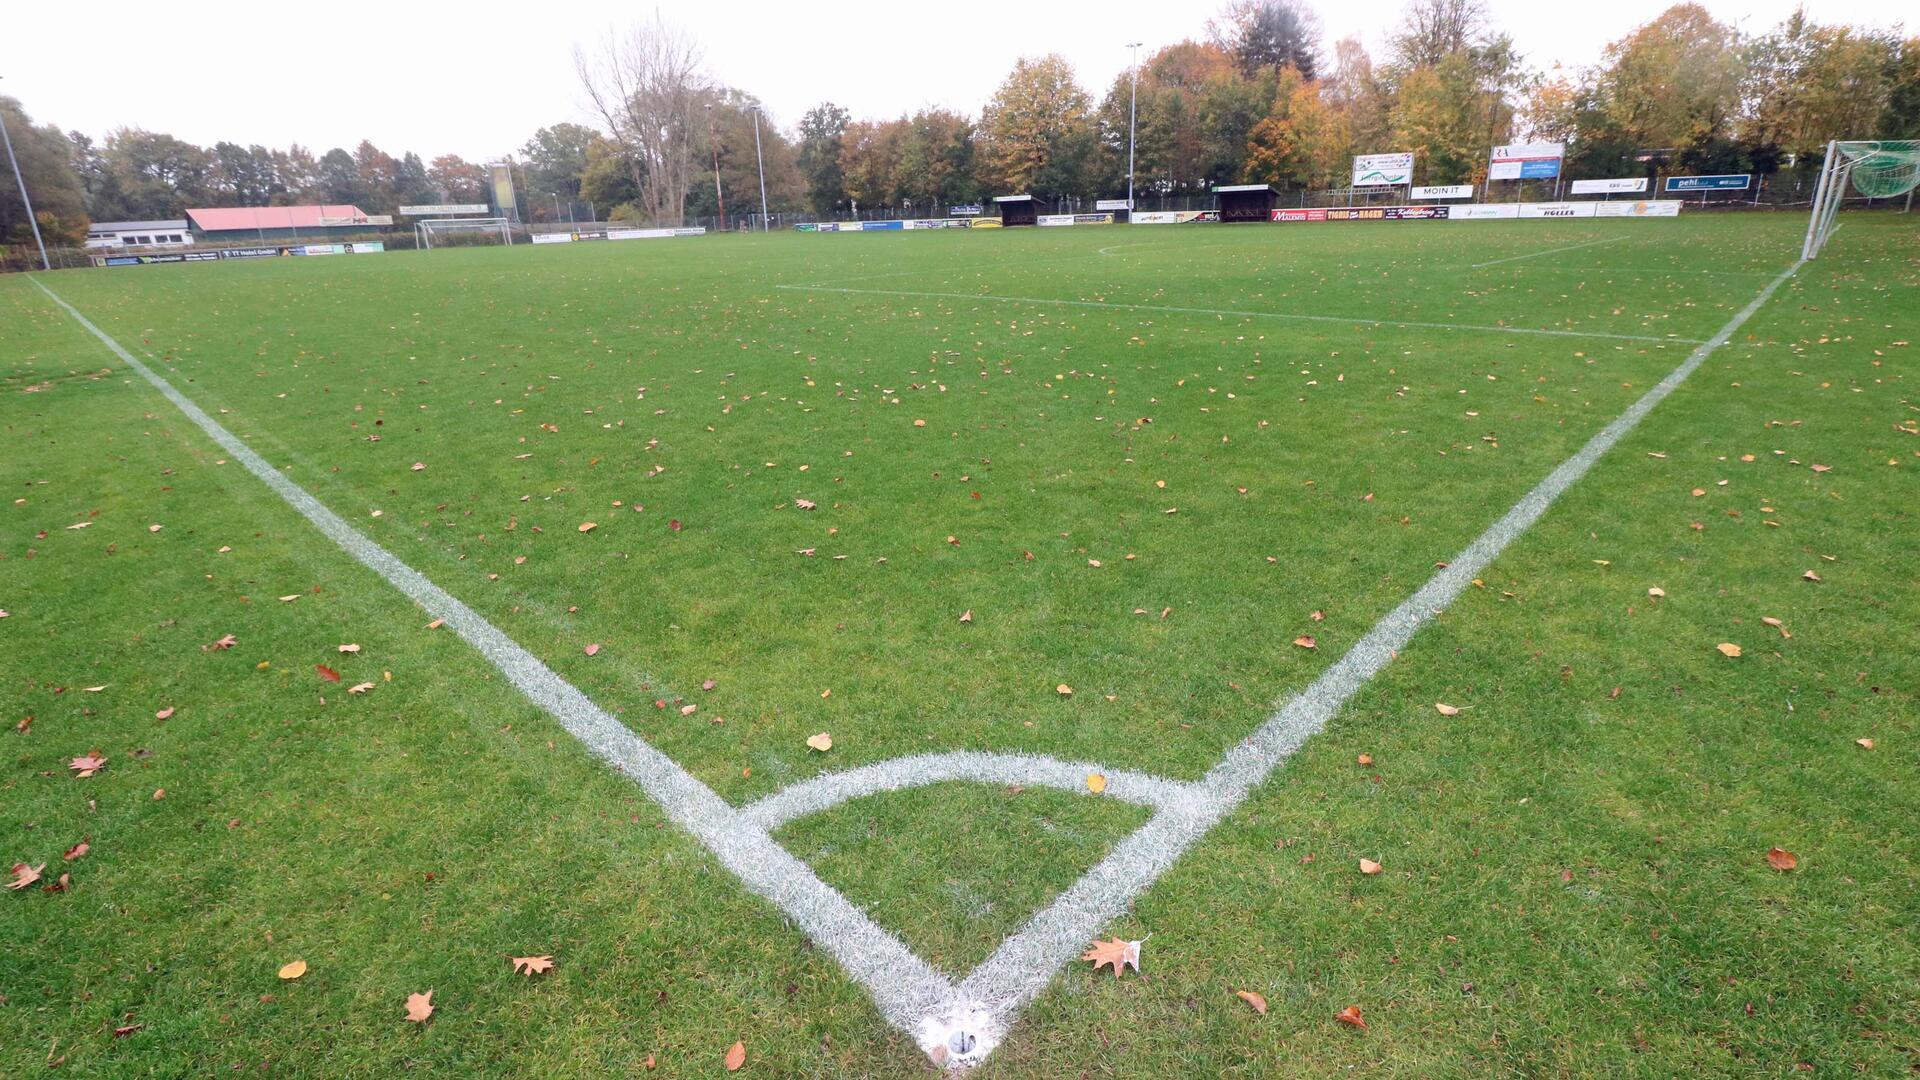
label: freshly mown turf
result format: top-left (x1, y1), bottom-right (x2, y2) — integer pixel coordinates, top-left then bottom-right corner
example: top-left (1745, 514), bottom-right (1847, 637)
top-left (2, 212), bottom-right (1915, 1076)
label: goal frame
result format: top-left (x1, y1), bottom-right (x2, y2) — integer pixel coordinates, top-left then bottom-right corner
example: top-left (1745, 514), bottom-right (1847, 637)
top-left (1802, 139), bottom-right (1920, 260)
top-left (416, 216), bottom-right (513, 250)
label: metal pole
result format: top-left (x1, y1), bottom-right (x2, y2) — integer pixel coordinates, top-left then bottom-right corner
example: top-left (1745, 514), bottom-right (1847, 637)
top-left (1125, 42), bottom-right (1142, 212)
top-left (705, 104), bottom-right (726, 231)
top-left (750, 106), bottom-right (769, 232)
top-left (0, 86), bottom-right (51, 272)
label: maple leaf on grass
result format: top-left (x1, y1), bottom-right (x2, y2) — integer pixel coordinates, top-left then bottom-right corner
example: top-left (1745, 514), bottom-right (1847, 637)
top-left (404, 990), bottom-right (434, 1022)
top-left (315, 664), bottom-right (341, 682)
top-left (510, 955), bottom-right (555, 976)
top-left (1336, 1005), bottom-right (1368, 1030)
top-left (1766, 847), bottom-right (1798, 871)
top-left (347, 682), bottom-right (375, 695)
top-left (69, 751), bottom-right (107, 778)
top-left (7, 862), bottom-right (43, 890)
top-left (1082, 937), bottom-right (1142, 976)
top-left (208, 634), bottom-right (238, 650)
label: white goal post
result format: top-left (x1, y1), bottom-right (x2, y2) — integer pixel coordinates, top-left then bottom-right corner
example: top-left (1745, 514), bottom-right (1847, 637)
top-left (416, 217), bottom-right (513, 250)
top-left (1801, 139), bottom-right (1920, 260)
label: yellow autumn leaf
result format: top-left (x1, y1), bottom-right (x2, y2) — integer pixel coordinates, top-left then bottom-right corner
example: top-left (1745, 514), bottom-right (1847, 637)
top-left (278, 960), bottom-right (308, 980)
top-left (1086, 773), bottom-right (1107, 794)
top-left (806, 732), bottom-right (833, 752)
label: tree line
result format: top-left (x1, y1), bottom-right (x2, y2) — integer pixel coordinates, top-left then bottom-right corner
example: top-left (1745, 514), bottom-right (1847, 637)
top-left (4, 0), bottom-right (1918, 247)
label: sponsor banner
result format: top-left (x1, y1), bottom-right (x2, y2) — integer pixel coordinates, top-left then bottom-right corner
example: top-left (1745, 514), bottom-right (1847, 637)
top-left (1272, 205), bottom-right (1451, 222)
top-left (1094, 199), bottom-right (1132, 211)
top-left (302, 244), bottom-right (346, 255)
top-left (399, 203), bottom-right (490, 216)
top-left (864, 220), bottom-right (904, 230)
top-left (1130, 210), bottom-right (1219, 224)
top-left (1569, 177), bottom-right (1647, 194)
top-left (1352, 152), bottom-right (1414, 186)
top-left (1449, 203), bottom-right (1520, 220)
top-left (1489, 142), bottom-right (1564, 180)
top-left (970, 218), bottom-right (1003, 229)
top-left (1036, 213), bottom-right (1117, 226)
top-left (1517, 202), bottom-right (1596, 218)
top-left (949, 204), bottom-right (983, 216)
top-left (1037, 214), bottom-right (1074, 226)
top-left (1664, 173), bottom-right (1750, 192)
top-left (1593, 199), bottom-right (1682, 218)
top-left (531, 232), bottom-right (574, 244)
top-left (348, 241), bottom-right (385, 253)
top-left (1412, 184), bottom-right (1474, 200)
top-left (221, 246), bottom-right (277, 260)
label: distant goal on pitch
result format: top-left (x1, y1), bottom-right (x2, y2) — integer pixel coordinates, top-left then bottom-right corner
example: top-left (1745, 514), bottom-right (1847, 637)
top-left (416, 217), bottom-right (514, 250)
top-left (1801, 139), bottom-right (1919, 259)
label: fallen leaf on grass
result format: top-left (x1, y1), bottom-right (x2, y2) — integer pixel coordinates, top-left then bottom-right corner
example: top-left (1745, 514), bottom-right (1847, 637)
top-left (114, 1023), bottom-right (142, 1037)
top-left (347, 682), bottom-right (374, 695)
top-left (1647, 587), bottom-right (1665, 598)
top-left (410, 462), bottom-right (426, 472)
top-left (83, 685), bottom-right (106, 693)
top-left (1236, 989), bottom-right (1268, 1015)
top-left (316, 664), bottom-right (341, 682)
top-left (578, 521), bottom-right (598, 532)
top-left (793, 498), bottom-right (816, 510)
top-left (958, 609), bottom-right (973, 623)
top-left (208, 634), bottom-right (238, 650)
top-left (155, 707), bottom-right (175, 720)
top-left (1359, 858), bottom-right (1383, 875)
top-left (1086, 773), bottom-right (1107, 794)
top-left (63, 841), bottom-right (88, 862)
top-left (724, 1040), bottom-right (747, 1071)
top-left (1801, 570), bottom-right (1822, 582)
top-left (69, 752), bottom-right (107, 778)
top-left (1056, 684), bottom-right (1073, 697)
top-left (1434, 703), bottom-right (1461, 716)
top-left (278, 960), bottom-right (307, 980)
top-left (277, 595), bottom-right (301, 603)
top-left (805, 732), bottom-right (833, 752)
top-left (510, 955), bottom-right (555, 976)
top-left (1357, 754), bottom-right (1373, 766)
top-left (1761, 616), bottom-right (1790, 638)
top-left (1715, 643), bottom-right (1743, 658)
top-left (7, 863), bottom-right (43, 890)
top-left (426, 619), bottom-right (445, 630)
top-left (338, 644), bottom-right (361, 654)
top-left (1766, 847), bottom-right (1797, 871)
top-left (583, 643), bottom-right (601, 656)
top-left (404, 990), bottom-right (434, 1022)
top-left (1293, 636), bottom-right (1316, 649)
top-left (1081, 937), bottom-right (1142, 976)
top-left (1336, 1005), bottom-right (1368, 1030)
top-left (1855, 738), bottom-right (1874, 750)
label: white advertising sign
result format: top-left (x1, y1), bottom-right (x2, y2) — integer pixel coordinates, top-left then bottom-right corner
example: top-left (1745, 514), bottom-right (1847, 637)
top-left (1412, 184), bottom-right (1474, 200)
top-left (1352, 152), bottom-right (1415, 186)
top-left (1569, 177), bottom-right (1648, 194)
top-left (1488, 142), bottom-right (1565, 180)
top-left (530, 233), bottom-right (574, 244)
top-left (1449, 204), bottom-right (1520, 220)
top-left (399, 203), bottom-right (491, 216)
top-left (1095, 199), bottom-right (1133, 211)
top-left (1593, 200), bottom-right (1682, 217)
top-left (1517, 201), bottom-right (1596, 218)
top-left (1037, 214), bottom-right (1076, 226)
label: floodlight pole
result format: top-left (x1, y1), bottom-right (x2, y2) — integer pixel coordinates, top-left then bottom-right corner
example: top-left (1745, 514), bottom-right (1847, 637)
top-left (749, 105), bottom-right (769, 232)
top-left (0, 78), bottom-right (51, 272)
top-left (705, 103), bottom-right (727, 231)
top-left (1125, 42), bottom-right (1142, 212)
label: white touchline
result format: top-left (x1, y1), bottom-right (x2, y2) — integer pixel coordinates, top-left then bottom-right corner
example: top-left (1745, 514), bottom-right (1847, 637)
top-left (1469, 234), bottom-right (1629, 269)
top-left (34, 251), bottom-right (1800, 1069)
top-left (774, 283), bottom-right (1704, 345)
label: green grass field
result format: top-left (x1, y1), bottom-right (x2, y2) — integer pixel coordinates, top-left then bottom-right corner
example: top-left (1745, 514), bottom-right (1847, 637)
top-left (2, 213), bottom-right (1916, 1076)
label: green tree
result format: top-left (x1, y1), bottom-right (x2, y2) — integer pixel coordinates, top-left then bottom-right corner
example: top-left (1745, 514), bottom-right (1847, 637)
top-left (1745, 13), bottom-right (1900, 156)
top-left (1210, 0), bottom-right (1321, 80)
top-left (101, 129), bottom-right (211, 218)
top-left (797, 102), bottom-right (851, 215)
top-left (1590, 4), bottom-right (1746, 150)
top-left (317, 147), bottom-right (360, 205)
top-left (426, 154), bottom-right (487, 204)
top-left (580, 137), bottom-right (642, 217)
top-left (892, 109), bottom-right (978, 210)
top-left (0, 96), bottom-right (88, 246)
top-left (393, 152), bottom-right (435, 208)
top-left (838, 118), bottom-right (904, 209)
top-left (521, 123), bottom-right (598, 202)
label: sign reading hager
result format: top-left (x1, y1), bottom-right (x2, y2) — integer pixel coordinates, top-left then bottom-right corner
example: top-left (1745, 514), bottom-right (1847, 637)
top-left (1489, 143), bottom-right (1564, 180)
top-left (1352, 152), bottom-right (1414, 186)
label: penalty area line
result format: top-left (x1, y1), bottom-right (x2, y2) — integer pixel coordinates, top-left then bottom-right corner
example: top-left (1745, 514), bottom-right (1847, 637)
top-left (1469, 234), bottom-right (1629, 268)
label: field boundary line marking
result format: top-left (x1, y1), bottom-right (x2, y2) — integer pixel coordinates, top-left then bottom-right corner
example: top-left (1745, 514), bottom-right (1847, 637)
top-left (776, 283), bottom-right (1703, 344)
top-left (25, 275), bottom-right (967, 1040)
top-left (1469, 234), bottom-right (1628, 268)
top-left (949, 254), bottom-right (1806, 1028)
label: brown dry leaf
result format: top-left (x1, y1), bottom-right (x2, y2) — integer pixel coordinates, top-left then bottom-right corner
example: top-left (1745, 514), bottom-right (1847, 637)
top-left (1434, 703), bottom-right (1461, 716)
top-left (1335, 1005), bottom-right (1368, 1030)
top-left (1359, 858), bottom-right (1383, 875)
top-left (83, 685), bottom-right (107, 693)
top-left (793, 498), bottom-right (816, 510)
top-left (207, 633), bottom-right (238, 650)
top-left (643, 1053), bottom-right (656, 1069)
top-left (1811, 463), bottom-right (1831, 473)
top-left (1855, 738), bottom-right (1874, 750)
top-left (1056, 683), bottom-right (1073, 697)
top-left (69, 751), bottom-right (107, 778)
top-left (337, 643), bottom-right (362, 654)
top-left (6, 863), bottom-right (43, 890)
top-left (578, 521), bottom-right (598, 532)
top-left (583, 643), bottom-right (601, 656)
top-left (1086, 773), bottom-right (1107, 794)
top-left (1761, 616), bottom-right (1790, 638)
top-left (1357, 754), bottom-right (1374, 766)
top-left (1802, 570), bottom-right (1822, 582)
top-left (806, 732), bottom-right (833, 752)
top-left (426, 619), bottom-right (445, 629)
top-left (679, 704), bottom-right (697, 716)
top-left (1293, 635), bottom-right (1317, 649)
top-left (1647, 586), bottom-right (1666, 598)
top-left (958, 609), bottom-right (973, 623)
top-left (347, 682), bottom-right (375, 695)
top-left (278, 960), bottom-right (308, 980)
top-left (724, 1040), bottom-right (747, 1071)
top-left (277, 594), bottom-right (301, 603)
top-left (510, 955), bottom-right (555, 976)
top-left (411, 462), bottom-right (427, 472)
top-left (63, 840), bottom-right (88, 862)
top-left (1766, 847), bottom-right (1798, 871)
top-left (404, 990), bottom-right (434, 1022)
top-left (1236, 989), bottom-right (1269, 1015)
top-left (155, 706), bottom-right (175, 720)
top-left (1081, 937), bottom-right (1142, 976)
top-left (1715, 643), bottom-right (1743, 658)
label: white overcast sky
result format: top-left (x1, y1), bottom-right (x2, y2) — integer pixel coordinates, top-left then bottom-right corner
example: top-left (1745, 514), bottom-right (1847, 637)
top-left (4, 0), bottom-right (1911, 159)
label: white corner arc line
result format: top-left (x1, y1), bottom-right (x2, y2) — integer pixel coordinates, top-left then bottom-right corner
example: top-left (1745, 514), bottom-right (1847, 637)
top-left (32, 250), bottom-right (1800, 1069)
top-left (1469, 234), bottom-right (1628, 269)
top-left (774, 283), bottom-right (1702, 344)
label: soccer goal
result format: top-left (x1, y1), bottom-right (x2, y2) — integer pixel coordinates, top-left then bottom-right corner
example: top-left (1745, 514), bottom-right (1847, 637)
top-left (1801, 139), bottom-right (1920, 259)
top-left (417, 217), bottom-right (513, 250)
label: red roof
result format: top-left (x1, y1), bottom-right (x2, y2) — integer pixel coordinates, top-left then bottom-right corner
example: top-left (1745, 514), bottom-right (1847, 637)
top-left (186, 205), bottom-right (374, 231)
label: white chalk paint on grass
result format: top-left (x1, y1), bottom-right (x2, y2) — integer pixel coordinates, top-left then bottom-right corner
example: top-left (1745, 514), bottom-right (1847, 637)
top-left (35, 252), bottom-right (1800, 1068)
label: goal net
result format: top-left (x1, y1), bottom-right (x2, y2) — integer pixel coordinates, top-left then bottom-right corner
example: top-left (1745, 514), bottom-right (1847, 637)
top-left (1801, 139), bottom-right (1920, 259)
top-left (417, 217), bottom-right (513, 250)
